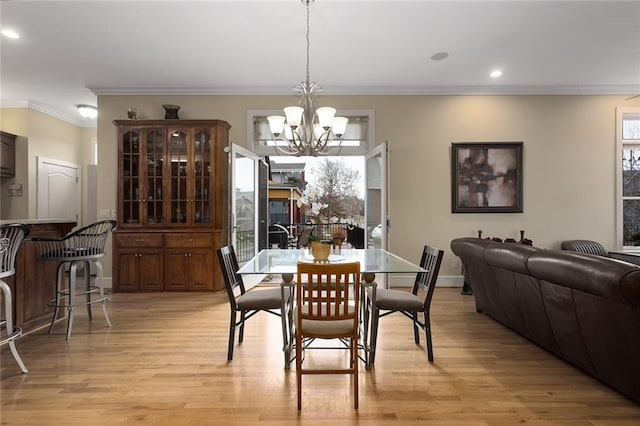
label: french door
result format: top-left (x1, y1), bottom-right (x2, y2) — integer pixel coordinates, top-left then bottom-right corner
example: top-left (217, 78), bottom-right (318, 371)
top-left (365, 141), bottom-right (389, 250)
top-left (230, 143), bottom-right (259, 262)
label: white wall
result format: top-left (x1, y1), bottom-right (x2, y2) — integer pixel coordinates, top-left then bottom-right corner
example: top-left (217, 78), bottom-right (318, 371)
top-left (93, 94), bottom-right (640, 281)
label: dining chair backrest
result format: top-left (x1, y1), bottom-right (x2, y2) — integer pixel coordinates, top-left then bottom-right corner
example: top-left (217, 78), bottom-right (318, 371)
top-left (0, 224), bottom-right (30, 279)
top-left (346, 226), bottom-right (365, 249)
top-left (412, 245), bottom-right (445, 310)
top-left (560, 239), bottom-right (609, 257)
top-left (297, 226), bottom-right (315, 249)
top-left (296, 261), bottom-right (361, 335)
top-left (217, 246), bottom-right (246, 309)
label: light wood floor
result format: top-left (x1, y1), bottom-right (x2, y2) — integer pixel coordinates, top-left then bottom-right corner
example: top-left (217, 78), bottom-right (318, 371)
top-left (1, 288), bottom-right (639, 425)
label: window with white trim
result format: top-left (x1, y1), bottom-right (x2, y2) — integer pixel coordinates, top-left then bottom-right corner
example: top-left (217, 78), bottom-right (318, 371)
top-left (616, 107), bottom-right (640, 248)
top-left (247, 109), bottom-right (375, 156)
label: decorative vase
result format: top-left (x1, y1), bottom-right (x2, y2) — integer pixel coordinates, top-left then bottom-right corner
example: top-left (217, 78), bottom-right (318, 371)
top-left (162, 104), bottom-right (180, 119)
top-left (310, 241), bottom-right (330, 262)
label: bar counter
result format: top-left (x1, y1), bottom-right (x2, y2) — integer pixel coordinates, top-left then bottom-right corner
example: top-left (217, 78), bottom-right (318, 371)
top-left (1, 219), bottom-right (76, 334)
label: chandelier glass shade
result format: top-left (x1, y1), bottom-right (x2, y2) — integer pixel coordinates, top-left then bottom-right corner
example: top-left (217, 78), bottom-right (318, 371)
top-left (267, 0), bottom-right (347, 156)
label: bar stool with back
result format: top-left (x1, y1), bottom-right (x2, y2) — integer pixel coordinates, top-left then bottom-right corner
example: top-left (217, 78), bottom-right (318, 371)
top-left (0, 224), bottom-right (31, 373)
top-left (33, 220), bottom-right (117, 339)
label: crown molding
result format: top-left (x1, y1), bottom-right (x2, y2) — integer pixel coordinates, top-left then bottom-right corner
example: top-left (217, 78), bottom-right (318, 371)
top-left (89, 84), bottom-right (640, 96)
top-left (1, 99), bottom-right (96, 128)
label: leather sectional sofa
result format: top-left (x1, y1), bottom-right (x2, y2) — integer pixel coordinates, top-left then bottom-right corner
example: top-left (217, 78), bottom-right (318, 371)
top-left (450, 237), bottom-right (640, 403)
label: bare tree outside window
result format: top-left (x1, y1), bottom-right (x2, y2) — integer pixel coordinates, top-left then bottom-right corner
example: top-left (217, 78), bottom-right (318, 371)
top-left (306, 158), bottom-right (364, 223)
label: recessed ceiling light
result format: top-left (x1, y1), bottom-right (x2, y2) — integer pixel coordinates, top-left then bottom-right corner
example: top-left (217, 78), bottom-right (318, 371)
top-left (1, 29), bottom-right (20, 39)
top-left (490, 70), bottom-right (503, 78)
top-left (430, 52), bottom-right (449, 61)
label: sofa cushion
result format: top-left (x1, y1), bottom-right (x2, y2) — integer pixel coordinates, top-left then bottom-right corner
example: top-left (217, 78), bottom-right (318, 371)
top-left (527, 250), bottom-right (640, 306)
top-left (484, 243), bottom-right (540, 275)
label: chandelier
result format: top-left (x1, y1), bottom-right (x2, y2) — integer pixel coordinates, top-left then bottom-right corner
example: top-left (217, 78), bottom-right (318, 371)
top-left (267, 0), bottom-right (348, 156)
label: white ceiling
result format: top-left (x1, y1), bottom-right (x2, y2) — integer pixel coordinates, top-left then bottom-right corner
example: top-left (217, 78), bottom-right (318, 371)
top-left (1, 0), bottom-right (639, 127)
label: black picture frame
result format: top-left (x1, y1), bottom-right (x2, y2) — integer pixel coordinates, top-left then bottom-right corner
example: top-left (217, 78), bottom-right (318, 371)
top-left (451, 142), bottom-right (523, 213)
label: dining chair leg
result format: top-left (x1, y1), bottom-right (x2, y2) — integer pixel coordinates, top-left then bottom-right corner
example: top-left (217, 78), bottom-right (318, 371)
top-left (280, 312), bottom-right (289, 368)
top-left (238, 311), bottom-right (245, 343)
top-left (353, 336), bottom-right (359, 409)
top-left (424, 311), bottom-right (434, 362)
top-left (280, 285), bottom-right (293, 369)
top-left (370, 306), bottom-right (380, 365)
top-left (227, 310), bottom-right (236, 361)
top-left (296, 333), bottom-right (303, 410)
top-left (361, 286), bottom-right (372, 368)
top-left (412, 311), bottom-right (420, 344)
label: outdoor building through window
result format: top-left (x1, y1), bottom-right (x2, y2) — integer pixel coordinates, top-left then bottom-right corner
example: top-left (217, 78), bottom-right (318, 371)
top-left (617, 108), bottom-right (640, 248)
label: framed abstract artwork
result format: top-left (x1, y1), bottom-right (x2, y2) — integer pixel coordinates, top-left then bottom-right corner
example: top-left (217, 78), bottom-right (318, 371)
top-left (451, 142), bottom-right (523, 213)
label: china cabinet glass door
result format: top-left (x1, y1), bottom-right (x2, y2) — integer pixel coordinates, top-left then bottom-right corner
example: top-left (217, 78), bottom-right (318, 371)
top-left (122, 130), bottom-right (141, 224)
top-left (170, 130), bottom-right (189, 224)
top-left (193, 129), bottom-right (212, 224)
top-left (144, 130), bottom-right (164, 225)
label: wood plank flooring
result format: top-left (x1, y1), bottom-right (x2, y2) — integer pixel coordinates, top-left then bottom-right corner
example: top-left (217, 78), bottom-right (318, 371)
top-left (1, 288), bottom-right (639, 425)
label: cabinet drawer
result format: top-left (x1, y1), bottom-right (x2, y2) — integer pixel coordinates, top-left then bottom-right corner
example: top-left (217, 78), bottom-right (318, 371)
top-left (115, 233), bottom-right (163, 248)
top-left (164, 233), bottom-right (213, 248)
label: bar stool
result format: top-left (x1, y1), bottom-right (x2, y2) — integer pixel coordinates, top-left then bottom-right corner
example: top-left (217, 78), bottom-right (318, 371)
top-left (0, 224), bottom-right (31, 373)
top-left (33, 220), bottom-right (117, 339)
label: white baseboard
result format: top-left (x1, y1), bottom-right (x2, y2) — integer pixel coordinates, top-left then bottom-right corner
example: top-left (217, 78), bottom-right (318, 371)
top-left (104, 277), bottom-right (112, 290)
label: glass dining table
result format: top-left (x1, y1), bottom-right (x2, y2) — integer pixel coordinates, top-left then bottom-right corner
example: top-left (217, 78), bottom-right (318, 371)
top-left (236, 248), bottom-right (425, 369)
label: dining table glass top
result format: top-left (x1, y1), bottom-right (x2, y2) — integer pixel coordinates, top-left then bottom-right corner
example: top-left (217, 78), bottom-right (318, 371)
top-left (236, 248), bottom-right (424, 275)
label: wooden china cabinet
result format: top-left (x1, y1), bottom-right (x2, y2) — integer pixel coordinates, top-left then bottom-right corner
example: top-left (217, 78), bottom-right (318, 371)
top-left (112, 119), bottom-right (230, 292)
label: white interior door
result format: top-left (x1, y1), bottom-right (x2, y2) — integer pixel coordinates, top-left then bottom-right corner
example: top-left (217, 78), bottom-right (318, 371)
top-left (230, 144), bottom-right (259, 263)
top-left (365, 141), bottom-right (388, 250)
top-left (37, 157), bottom-right (80, 223)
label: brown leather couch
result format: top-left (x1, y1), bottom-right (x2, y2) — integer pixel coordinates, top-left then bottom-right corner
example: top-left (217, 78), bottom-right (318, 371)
top-left (450, 237), bottom-right (640, 403)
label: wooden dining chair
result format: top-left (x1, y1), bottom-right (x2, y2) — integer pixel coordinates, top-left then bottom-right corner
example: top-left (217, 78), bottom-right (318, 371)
top-left (217, 246), bottom-right (292, 364)
top-left (368, 244), bottom-right (444, 365)
top-left (295, 261), bottom-right (361, 410)
top-left (296, 226), bottom-right (314, 248)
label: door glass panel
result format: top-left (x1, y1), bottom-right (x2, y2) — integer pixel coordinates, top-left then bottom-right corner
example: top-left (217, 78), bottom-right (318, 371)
top-left (170, 130), bottom-right (188, 223)
top-left (194, 130), bottom-right (212, 223)
top-left (231, 144), bottom-right (259, 262)
top-left (122, 130), bottom-right (140, 224)
top-left (145, 130), bottom-right (164, 225)
top-left (365, 144), bottom-right (387, 249)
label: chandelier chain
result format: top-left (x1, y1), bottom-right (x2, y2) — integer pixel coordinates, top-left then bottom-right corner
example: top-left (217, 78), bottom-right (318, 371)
top-left (305, 0), bottom-right (310, 85)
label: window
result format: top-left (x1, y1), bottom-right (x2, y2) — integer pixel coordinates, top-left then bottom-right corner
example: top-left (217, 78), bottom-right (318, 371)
top-left (617, 107), bottom-right (640, 248)
top-left (247, 109), bottom-right (375, 156)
